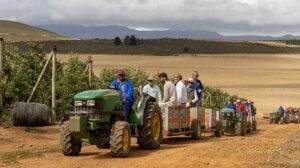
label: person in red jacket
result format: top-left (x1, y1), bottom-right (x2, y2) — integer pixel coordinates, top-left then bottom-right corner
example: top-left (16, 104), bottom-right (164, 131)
top-left (236, 99), bottom-right (248, 117)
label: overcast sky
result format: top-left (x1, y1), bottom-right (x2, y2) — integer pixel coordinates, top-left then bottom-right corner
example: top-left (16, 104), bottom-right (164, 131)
top-left (1, 0), bottom-right (300, 35)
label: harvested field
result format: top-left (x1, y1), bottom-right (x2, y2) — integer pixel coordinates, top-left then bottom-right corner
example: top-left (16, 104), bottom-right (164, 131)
top-left (59, 53), bottom-right (300, 115)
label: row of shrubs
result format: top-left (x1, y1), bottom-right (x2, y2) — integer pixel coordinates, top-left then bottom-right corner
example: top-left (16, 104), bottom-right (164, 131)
top-left (1, 42), bottom-right (241, 122)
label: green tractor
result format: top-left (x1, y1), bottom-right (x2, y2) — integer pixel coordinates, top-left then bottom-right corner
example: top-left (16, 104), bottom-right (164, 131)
top-left (221, 108), bottom-right (246, 136)
top-left (269, 111), bottom-right (290, 124)
top-left (60, 89), bottom-right (163, 158)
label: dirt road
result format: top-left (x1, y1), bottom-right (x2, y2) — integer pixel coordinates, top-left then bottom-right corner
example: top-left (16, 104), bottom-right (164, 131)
top-left (0, 119), bottom-right (300, 168)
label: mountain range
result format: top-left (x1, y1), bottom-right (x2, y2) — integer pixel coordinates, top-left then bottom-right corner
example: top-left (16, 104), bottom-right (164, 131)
top-left (37, 24), bottom-right (300, 41)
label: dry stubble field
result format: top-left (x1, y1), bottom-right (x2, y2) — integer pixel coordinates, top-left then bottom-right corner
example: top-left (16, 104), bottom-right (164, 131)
top-left (1, 53), bottom-right (300, 168)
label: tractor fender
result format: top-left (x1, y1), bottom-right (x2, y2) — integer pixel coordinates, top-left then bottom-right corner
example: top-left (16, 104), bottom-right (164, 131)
top-left (132, 93), bottom-right (153, 126)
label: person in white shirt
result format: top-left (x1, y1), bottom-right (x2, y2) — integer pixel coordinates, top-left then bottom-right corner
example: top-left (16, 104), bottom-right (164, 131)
top-left (143, 76), bottom-right (162, 102)
top-left (158, 72), bottom-right (177, 108)
top-left (186, 78), bottom-right (199, 107)
top-left (173, 73), bottom-right (187, 105)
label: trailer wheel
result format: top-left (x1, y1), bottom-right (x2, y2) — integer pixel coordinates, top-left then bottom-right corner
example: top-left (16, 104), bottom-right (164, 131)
top-left (110, 121), bottom-right (131, 158)
top-left (60, 121), bottom-right (82, 156)
top-left (214, 121), bottom-right (222, 137)
top-left (191, 119), bottom-right (201, 140)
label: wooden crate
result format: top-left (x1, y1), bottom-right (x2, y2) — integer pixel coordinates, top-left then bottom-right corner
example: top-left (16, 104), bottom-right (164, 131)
top-left (162, 105), bottom-right (190, 131)
top-left (199, 108), bottom-right (221, 130)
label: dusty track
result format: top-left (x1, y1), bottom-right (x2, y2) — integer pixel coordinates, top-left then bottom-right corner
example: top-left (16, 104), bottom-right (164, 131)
top-left (0, 119), bottom-right (300, 168)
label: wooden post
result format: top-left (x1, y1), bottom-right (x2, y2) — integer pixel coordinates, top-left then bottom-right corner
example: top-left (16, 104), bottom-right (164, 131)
top-left (0, 38), bottom-right (4, 123)
top-left (88, 56), bottom-right (93, 87)
top-left (27, 51), bottom-right (53, 102)
top-left (52, 46), bottom-right (57, 122)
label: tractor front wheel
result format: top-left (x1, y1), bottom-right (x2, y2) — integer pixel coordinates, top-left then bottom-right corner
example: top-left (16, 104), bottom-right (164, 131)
top-left (110, 121), bottom-right (131, 158)
top-left (138, 102), bottom-right (163, 149)
top-left (60, 121), bottom-right (82, 156)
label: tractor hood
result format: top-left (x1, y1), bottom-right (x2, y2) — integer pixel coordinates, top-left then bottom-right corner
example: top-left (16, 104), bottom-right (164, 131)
top-left (221, 108), bottom-right (234, 113)
top-left (74, 89), bottom-right (120, 100)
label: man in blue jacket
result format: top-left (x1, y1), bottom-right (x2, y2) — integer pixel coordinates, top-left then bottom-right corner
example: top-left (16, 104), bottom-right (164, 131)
top-left (110, 69), bottom-right (134, 121)
top-left (226, 98), bottom-right (237, 112)
top-left (192, 71), bottom-right (204, 106)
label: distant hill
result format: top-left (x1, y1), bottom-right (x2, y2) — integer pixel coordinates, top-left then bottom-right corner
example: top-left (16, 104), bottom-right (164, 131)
top-left (37, 24), bottom-right (300, 41)
top-left (0, 20), bottom-right (76, 42)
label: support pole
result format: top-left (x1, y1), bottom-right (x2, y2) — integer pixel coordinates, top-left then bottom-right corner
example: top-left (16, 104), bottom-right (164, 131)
top-left (27, 51), bottom-right (53, 103)
top-left (88, 56), bottom-right (93, 87)
top-left (0, 38), bottom-right (3, 123)
top-left (52, 46), bottom-right (57, 122)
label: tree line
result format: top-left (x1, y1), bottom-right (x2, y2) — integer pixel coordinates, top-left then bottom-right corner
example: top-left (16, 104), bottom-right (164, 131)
top-left (113, 35), bottom-right (144, 46)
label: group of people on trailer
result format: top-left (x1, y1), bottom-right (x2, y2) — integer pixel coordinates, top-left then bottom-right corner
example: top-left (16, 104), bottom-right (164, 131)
top-left (277, 106), bottom-right (300, 114)
top-left (109, 69), bottom-right (203, 121)
top-left (226, 98), bottom-right (256, 117)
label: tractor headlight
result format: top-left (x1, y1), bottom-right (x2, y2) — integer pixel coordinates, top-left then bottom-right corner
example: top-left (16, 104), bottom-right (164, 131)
top-left (87, 100), bottom-right (95, 106)
top-left (74, 100), bottom-right (82, 106)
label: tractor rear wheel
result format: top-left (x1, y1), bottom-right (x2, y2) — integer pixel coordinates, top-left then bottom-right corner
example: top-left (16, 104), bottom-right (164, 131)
top-left (110, 121), bottom-right (131, 158)
top-left (241, 119), bottom-right (246, 136)
top-left (234, 122), bottom-right (242, 136)
top-left (138, 102), bottom-right (163, 149)
top-left (252, 120), bottom-right (257, 131)
top-left (191, 119), bottom-right (201, 140)
top-left (280, 117), bottom-right (284, 124)
top-left (269, 118), bottom-right (273, 124)
top-left (60, 121), bottom-right (82, 156)
top-left (246, 121), bottom-right (252, 134)
top-left (214, 121), bottom-right (222, 137)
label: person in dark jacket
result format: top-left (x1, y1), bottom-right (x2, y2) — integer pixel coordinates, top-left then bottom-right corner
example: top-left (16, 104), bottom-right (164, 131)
top-left (110, 69), bottom-right (134, 121)
top-left (192, 71), bottom-right (204, 106)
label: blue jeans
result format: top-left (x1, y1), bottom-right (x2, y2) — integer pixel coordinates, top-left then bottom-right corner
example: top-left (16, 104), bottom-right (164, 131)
top-left (124, 99), bottom-right (134, 122)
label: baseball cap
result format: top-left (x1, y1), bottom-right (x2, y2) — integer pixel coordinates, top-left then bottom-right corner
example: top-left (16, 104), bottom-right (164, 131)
top-left (117, 69), bottom-right (125, 76)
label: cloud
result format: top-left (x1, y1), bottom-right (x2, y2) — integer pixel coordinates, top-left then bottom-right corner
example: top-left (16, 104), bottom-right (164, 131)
top-left (0, 0), bottom-right (300, 35)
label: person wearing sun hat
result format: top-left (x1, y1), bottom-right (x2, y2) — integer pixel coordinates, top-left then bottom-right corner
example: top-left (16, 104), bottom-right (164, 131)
top-left (110, 69), bottom-right (134, 121)
top-left (142, 76), bottom-right (162, 102)
top-left (186, 78), bottom-right (199, 108)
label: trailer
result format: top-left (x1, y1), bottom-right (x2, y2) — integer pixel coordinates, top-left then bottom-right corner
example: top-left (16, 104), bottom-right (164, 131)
top-left (162, 105), bottom-right (222, 139)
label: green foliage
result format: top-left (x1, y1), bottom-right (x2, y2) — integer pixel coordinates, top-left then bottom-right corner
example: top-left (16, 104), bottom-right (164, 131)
top-left (2, 42), bottom-right (98, 121)
top-left (99, 68), bottom-right (148, 88)
top-left (56, 55), bottom-right (99, 118)
top-left (286, 39), bottom-right (300, 46)
top-left (113, 37), bottom-right (122, 46)
top-left (2, 42), bottom-right (64, 120)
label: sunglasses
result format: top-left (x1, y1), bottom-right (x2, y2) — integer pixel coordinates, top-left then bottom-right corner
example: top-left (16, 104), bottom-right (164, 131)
top-left (148, 80), bottom-right (153, 82)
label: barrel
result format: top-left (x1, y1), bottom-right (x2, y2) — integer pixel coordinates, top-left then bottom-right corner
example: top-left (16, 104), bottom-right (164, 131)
top-left (11, 102), bottom-right (50, 126)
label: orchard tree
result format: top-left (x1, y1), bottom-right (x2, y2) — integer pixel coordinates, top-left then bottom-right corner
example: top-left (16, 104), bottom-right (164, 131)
top-left (113, 37), bottom-right (122, 46)
top-left (129, 35), bottom-right (137, 46)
